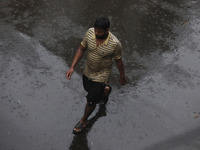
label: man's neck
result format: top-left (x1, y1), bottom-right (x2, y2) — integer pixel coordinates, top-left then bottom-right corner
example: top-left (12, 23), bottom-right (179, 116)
top-left (96, 38), bottom-right (106, 46)
top-left (96, 33), bottom-right (108, 46)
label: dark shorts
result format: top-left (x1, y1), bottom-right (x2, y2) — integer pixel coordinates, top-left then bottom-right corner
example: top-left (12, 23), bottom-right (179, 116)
top-left (82, 74), bottom-right (105, 105)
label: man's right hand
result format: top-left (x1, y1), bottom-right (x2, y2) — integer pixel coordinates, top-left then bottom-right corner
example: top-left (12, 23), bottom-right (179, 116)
top-left (66, 68), bottom-right (74, 80)
top-left (66, 45), bottom-right (86, 80)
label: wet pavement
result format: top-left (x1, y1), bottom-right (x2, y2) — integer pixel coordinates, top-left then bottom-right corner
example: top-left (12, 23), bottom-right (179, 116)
top-left (0, 0), bottom-right (200, 150)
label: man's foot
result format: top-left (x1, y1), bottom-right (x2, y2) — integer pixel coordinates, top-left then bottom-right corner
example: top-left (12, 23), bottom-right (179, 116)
top-left (99, 85), bottom-right (112, 106)
top-left (73, 121), bottom-right (88, 134)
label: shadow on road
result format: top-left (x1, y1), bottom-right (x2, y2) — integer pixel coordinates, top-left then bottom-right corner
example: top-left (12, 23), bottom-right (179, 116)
top-left (69, 106), bottom-right (107, 150)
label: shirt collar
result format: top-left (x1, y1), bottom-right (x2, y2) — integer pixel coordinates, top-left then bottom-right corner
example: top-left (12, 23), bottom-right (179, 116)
top-left (92, 32), bottom-right (110, 46)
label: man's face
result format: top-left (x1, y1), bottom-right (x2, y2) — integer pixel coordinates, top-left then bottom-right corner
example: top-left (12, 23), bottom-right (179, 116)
top-left (94, 28), bottom-right (108, 40)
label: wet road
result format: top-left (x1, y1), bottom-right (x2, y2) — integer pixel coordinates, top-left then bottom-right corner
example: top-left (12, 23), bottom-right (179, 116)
top-left (0, 0), bottom-right (200, 150)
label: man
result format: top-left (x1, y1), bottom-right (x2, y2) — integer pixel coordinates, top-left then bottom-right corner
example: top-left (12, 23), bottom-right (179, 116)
top-left (66, 17), bottom-right (126, 134)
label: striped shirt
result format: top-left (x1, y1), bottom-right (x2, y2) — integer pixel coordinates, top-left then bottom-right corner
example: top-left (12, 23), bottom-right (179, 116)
top-left (81, 28), bottom-right (122, 84)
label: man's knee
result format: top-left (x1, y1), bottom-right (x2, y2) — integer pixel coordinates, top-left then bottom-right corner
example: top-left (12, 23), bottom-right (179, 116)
top-left (103, 85), bottom-right (111, 95)
top-left (87, 100), bottom-right (97, 106)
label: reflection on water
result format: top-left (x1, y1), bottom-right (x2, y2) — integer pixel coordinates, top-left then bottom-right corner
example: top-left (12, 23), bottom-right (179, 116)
top-left (1, 1), bottom-right (199, 150)
top-left (69, 106), bottom-right (107, 150)
top-left (0, 0), bottom-right (185, 85)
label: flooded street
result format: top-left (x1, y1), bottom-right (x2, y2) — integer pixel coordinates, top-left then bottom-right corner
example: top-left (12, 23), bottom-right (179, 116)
top-left (0, 0), bottom-right (200, 150)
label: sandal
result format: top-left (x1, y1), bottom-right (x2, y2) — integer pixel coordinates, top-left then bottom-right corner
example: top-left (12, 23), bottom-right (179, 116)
top-left (73, 121), bottom-right (87, 134)
top-left (99, 85), bottom-right (112, 106)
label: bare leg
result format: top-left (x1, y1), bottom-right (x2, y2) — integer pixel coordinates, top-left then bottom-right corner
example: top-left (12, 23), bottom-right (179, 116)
top-left (73, 102), bottom-right (96, 132)
top-left (73, 86), bottom-right (110, 133)
top-left (81, 101), bottom-right (96, 123)
top-left (99, 85), bottom-right (111, 106)
top-left (103, 86), bottom-right (110, 97)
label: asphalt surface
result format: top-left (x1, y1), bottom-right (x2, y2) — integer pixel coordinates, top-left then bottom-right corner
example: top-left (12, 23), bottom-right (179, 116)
top-left (0, 0), bottom-right (200, 150)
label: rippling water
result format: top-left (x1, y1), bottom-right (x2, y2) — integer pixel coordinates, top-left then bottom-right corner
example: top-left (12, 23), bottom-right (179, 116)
top-left (0, 0), bottom-right (189, 84)
top-left (0, 0), bottom-right (200, 150)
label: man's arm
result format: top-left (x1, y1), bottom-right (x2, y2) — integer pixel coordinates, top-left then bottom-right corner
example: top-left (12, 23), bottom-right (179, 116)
top-left (115, 58), bottom-right (127, 85)
top-left (66, 45), bottom-right (87, 80)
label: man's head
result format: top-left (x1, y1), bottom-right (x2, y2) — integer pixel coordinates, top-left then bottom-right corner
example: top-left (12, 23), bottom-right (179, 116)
top-left (94, 17), bottom-right (110, 40)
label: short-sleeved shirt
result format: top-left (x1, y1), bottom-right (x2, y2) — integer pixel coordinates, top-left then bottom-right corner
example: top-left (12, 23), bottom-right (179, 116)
top-left (81, 28), bottom-right (122, 84)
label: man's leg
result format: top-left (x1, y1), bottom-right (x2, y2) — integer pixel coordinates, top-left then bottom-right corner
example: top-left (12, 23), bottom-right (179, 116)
top-left (103, 85), bottom-right (110, 97)
top-left (79, 85), bottom-right (111, 126)
top-left (73, 75), bottom-right (104, 133)
top-left (73, 102), bottom-right (96, 133)
top-left (80, 101), bottom-right (96, 123)
top-left (100, 85), bottom-right (112, 105)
